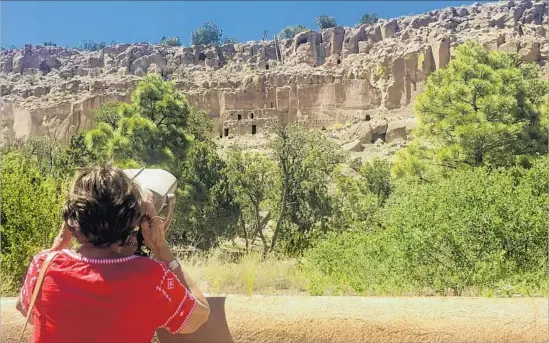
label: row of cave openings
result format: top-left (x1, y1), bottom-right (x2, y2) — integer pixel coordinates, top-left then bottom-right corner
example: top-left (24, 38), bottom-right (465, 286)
top-left (222, 125), bottom-right (257, 138)
top-left (221, 111), bottom-right (257, 138)
top-left (236, 111), bottom-right (254, 121)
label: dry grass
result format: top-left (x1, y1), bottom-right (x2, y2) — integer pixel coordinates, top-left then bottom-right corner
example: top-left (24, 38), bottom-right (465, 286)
top-left (180, 249), bottom-right (309, 296)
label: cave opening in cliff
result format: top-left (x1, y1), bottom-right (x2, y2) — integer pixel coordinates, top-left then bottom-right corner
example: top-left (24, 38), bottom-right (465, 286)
top-left (250, 112), bottom-right (254, 119)
top-left (265, 64), bottom-right (269, 70)
top-left (198, 52), bottom-right (207, 62)
top-left (237, 114), bottom-right (242, 121)
top-left (252, 125), bottom-right (257, 135)
top-left (224, 128), bottom-right (229, 137)
top-left (39, 60), bottom-right (51, 75)
top-left (365, 114), bottom-right (371, 121)
top-left (337, 59), bottom-right (341, 65)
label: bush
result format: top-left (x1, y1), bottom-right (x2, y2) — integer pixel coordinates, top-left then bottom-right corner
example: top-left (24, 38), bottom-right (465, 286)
top-left (160, 36), bottom-right (182, 47)
top-left (43, 41), bottom-right (57, 47)
top-left (358, 13), bottom-right (379, 25)
top-left (304, 158), bottom-right (548, 296)
top-left (76, 40), bottom-right (106, 51)
top-left (223, 37), bottom-right (238, 44)
top-left (1, 151), bottom-right (65, 295)
top-left (191, 22), bottom-right (223, 46)
top-left (360, 158), bottom-right (393, 204)
top-left (278, 25), bottom-right (309, 39)
top-left (314, 15), bottom-right (337, 29)
top-left (385, 161), bottom-right (547, 295)
top-left (303, 230), bottom-right (409, 296)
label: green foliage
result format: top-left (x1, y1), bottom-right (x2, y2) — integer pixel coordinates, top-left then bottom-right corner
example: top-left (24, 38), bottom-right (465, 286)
top-left (223, 37), bottom-right (238, 44)
top-left (395, 42), bottom-right (548, 180)
top-left (226, 149), bottom-right (278, 253)
top-left (43, 41), bottom-right (57, 47)
top-left (305, 158), bottom-right (548, 296)
top-left (358, 13), bottom-right (379, 25)
top-left (76, 40), bottom-right (106, 51)
top-left (303, 230), bottom-right (408, 296)
top-left (92, 101), bottom-right (123, 128)
top-left (86, 74), bottom-right (192, 170)
top-left (169, 141), bottom-right (240, 250)
top-left (1, 152), bottom-right (65, 295)
top-left (278, 25), bottom-right (309, 39)
top-left (268, 122), bottom-right (347, 255)
top-left (360, 158), bottom-right (393, 204)
top-left (83, 74), bottom-right (235, 249)
top-left (384, 160), bottom-right (548, 295)
top-left (330, 170), bottom-right (380, 233)
top-left (160, 36), bottom-right (182, 47)
top-left (261, 29), bottom-right (269, 41)
top-left (314, 15), bottom-right (337, 30)
top-left (330, 158), bottom-right (393, 233)
top-left (191, 22), bottom-right (223, 46)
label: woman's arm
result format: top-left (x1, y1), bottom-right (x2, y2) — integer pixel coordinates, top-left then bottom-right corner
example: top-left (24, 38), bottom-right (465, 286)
top-left (15, 251), bottom-right (50, 322)
top-left (140, 198), bottom-right (210, 334)
top-left (16, 297), bottom-right (27, 317)
top-left (154, 244), bottom-right (210, 333)
top-left (50, 222), bottom-right (73, 251)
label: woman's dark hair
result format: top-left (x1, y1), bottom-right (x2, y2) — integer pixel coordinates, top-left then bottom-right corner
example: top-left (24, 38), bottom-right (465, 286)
top-left (63, 165), bottom-right (143, 247)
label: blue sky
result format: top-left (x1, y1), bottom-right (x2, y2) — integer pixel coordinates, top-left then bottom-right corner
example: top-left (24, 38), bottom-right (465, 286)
top-left (2, 1), bottom-right (479, 48)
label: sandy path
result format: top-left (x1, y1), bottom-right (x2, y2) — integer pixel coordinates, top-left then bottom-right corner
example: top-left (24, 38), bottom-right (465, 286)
top-left (2, 296), bottom-right (547, 343)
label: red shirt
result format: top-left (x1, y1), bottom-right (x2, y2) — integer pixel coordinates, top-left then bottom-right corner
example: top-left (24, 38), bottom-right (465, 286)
top-left (20, 249), bottom-right (197, 343)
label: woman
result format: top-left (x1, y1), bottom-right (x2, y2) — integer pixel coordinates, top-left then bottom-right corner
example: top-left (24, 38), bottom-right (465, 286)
top-left (16, 166), bottom-right (210, 343)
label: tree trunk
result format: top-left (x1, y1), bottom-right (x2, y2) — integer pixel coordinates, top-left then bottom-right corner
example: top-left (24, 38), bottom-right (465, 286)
top-left (270, 182), bottom-right (288, 253)
top-left (240, 214), bottom-right (249, 252)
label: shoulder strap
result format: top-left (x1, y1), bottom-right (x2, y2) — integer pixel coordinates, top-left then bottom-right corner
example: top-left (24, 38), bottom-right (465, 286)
top-left (19, 250), bottom-right (59, 342)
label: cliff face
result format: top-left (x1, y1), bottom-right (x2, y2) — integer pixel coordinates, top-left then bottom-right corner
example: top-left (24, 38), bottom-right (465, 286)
top-left (0, 0), bottom-right (547, 144)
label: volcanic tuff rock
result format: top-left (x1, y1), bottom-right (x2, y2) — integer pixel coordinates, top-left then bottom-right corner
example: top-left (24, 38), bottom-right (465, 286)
top-left (0, 0), bottom-right (547, 148)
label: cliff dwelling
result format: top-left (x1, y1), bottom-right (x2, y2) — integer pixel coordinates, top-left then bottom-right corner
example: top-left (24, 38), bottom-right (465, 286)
top-left (0, 0), bottom-right (546, 144)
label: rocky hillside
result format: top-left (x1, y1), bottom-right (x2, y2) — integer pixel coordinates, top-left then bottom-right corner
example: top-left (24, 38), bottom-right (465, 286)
top-left (0, 0), bottom-right (547, 155)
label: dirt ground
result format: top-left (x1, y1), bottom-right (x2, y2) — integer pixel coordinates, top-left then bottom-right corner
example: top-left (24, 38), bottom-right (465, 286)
top-left (2, 296), bottom-right (547, 343)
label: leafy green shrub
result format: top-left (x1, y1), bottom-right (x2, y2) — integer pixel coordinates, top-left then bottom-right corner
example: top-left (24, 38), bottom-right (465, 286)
top-left (358, 13), bottom-right (379, 25)
top-left (304, 158), bottom-right (548, 296)
top-left (314, 15), bottom-right (337, 30)
top-left (1, 152), bottom-right (65, 295)
top-left (160, 36), bottom-right (182, 47)
top-left (76, 40), bottom-right (106, 51)
top-left (278, 25), bottom-right (309, 39)
top-left (303, 230), bottom-right (409, 296)
top-left (223, 37), bottom-right (238, 44)
top-left (384, 161), bottom-right (547, 295)
top-left (191, 22), bottom-right (223, 46)
top-left (360, 158), bottom-right (393, 204)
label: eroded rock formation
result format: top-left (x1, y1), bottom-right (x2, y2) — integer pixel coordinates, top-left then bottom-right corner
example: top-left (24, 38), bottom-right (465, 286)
top-left (0, 0), bottom-right (547, 145)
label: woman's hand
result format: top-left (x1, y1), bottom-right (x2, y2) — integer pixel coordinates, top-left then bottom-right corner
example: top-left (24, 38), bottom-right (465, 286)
top-left (51, 222), bottom-right (73, 251)
top-left (140, 194), bottom-right (174, 262)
